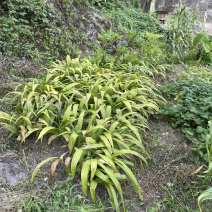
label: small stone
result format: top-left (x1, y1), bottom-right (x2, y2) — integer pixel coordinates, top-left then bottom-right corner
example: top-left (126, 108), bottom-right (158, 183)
top-left (167, 182), bottom-right (173, 187)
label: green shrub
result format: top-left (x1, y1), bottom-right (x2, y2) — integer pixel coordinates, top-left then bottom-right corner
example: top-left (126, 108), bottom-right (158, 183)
top-left (198, 187), bottom-right (212, 212)
top-left (91, 29), bottom-right (167, 76)
top-left (192, 32), bottom-right (212, 64)
top-left (167, 7), bottom-right (198, 60)
top-left (108, 7), bottom-right (165, 34)
top-left (159, 79), bottom-right (212, 161)
top-left (0, 56), bottom-right (163, 211)
top-left (0, 0), bottom-right (80, 65)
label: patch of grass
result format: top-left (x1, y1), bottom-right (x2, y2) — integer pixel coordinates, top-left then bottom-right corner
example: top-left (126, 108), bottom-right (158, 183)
top-left (18, 176), bottom-right (110, 212)
top-left (178, 64), bottom-right (212, 82)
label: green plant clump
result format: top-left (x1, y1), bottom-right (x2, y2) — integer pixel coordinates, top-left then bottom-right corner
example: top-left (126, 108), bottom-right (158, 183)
top-left (0, 0), bottom-right (80, 65)
top-left (88, 0), bottom-right (165, 34)
top-left (91, 29), bottom-right (167, 73)
top-left (109, 6), bottom-right (165, 34)
top-left (178, 65), bottom-right (212, 82)
top-left (167, 7), bottom-right (198, 61)
top-left (0, 56), bottom-right (163, 211)
top-left (159, 79), bottom-right (212, 161)
top-left (193, 32), bottom-right (212, 64)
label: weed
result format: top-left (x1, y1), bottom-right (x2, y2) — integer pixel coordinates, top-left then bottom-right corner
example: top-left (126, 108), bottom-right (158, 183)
top-left (21, 176), bottom-right (110, 212)
top-left (167, 7), bottom-right (198, 61)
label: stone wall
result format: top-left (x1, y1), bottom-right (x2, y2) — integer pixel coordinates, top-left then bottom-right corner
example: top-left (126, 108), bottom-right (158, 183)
top-left (155, 0), bottom-right (209, 13)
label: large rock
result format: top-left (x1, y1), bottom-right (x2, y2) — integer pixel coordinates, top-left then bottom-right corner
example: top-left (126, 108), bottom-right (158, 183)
top-left (49, 1), bottom-right (112, 44)
top-left (207, 9), bottom-right (212, 22)
top-left (155, 0), bottom-right (208, 13)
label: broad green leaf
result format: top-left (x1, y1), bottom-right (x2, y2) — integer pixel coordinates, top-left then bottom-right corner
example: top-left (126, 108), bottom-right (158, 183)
top-left (109, 121), bottom-right (119, 133)
top-left (98, 162), bottom-right (125, 211)
top-left (2, 124), bottom-right (17, 134)
top-left (115, 158), bottom-right (141, 199)
top-left (87, 106), bottom-right (104, 129)
top-left (95, 169), bottom-right (113, 184)
top-left (123, 134), bottom-right (146, 152)
top-left (106, 106), bottom-right (111, 118)
top-left (90, 180), bottom-right (98, 203)
top-left (112, 149), bottom-right (148, 166)
top-left (123, 100), bottom-right (132, 112)
top-left (90, 159), bottom-right (98, 181)
top-left (127, 124), bottom-right (142, 143)
top-left (71, 149), bottom-right (83, 176)
top-left (193, 33), bottom-right (202, 46)
top-left (62, 104), bottom-right (73, 122)
top-left (100, 107), bottom-right (106, 119)
top-left (198, 187), bottom-right (212, 212)
top-left (97, 154), bottom-right (115, 169)
top-left (86, 137), bottom-right (96, 144)
top-left (105, 184), bottom-right (119, 212)
top-left (62, 83), bottom-right (79, 91)
top-left (104, 132), bottom-right (113, 148)
top-left (68, 132), bottom-right (78, 152)
top-left (82, 143), bottom-right (105, 150)
top-left (81, 160), bottom-right (91, 196)
top-left (36, 126), bottom-right (55, 142)
top-left (76, 111), bottom-right (85, 131)
top-left (203, 43), bottom-right (211, 53)
top-left (79, 96), bottom-right (87, 110)
top-left (73, 104), bottom-right (79, 117)
top-left (100, 135), bottom-right (112, 153)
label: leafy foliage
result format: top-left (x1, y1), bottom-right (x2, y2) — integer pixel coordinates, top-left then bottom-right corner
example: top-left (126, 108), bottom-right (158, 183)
top-left (193, 32), bottom-right (212, 64)
top-left (167, 7), bottom-right (198, 60)
top-left (23, 176), bottom-right (109, 211)
top-left (109, 7), bottom-right (165, 34)
top-left (0, 56), bottom-right (163, 211)
top-left (159, 79), bottom-right (212, 161)
top-left (91, 29), bottom-right (167, 76)
top-left (198, 187), bottom-right (212, 212)
top-left (178, 65), bottom-right (212, 82)
top-left (88, 0), bottom-right (165, 34)
top-left (0, 0), bottom-right (81, 65)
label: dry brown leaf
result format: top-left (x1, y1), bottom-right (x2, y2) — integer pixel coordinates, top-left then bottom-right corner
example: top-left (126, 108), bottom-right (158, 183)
top-left (63, 134), bottom-right (69, 142)
top-left (50, 159), bottom-right (61, 179)
top-left (65, 157), bottom-right (71, 168)
top-left (19, 125), bottom-right (26, 133)
top-left (189, 165), bottom-right (203, 176)
top-left (77, 195), bottom-right (83, 199)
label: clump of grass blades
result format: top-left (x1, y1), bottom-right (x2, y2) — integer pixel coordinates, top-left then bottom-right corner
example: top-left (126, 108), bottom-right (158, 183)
top-left (0, 56), bottom-right (163, 211)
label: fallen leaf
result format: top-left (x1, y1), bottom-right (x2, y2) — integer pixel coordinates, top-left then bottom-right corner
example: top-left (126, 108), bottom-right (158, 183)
top-left (77, 195), bottom-right (82, 199)
top-left (189, 165), bottom-right (203, 176)
top-left (50, 159), bottom-right (61, 179)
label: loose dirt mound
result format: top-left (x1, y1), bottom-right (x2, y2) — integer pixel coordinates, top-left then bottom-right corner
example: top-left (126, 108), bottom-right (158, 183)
top-left (123, 117), bottom-right (210, 211)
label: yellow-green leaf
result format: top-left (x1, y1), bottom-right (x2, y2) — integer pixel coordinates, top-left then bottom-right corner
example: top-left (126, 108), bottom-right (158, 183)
top-left (81, 160), bottom-right (91, 196)
top-left (71, 149), bottom-right (83, 176)
top-left (90, 180), bottom-right (98, 203)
